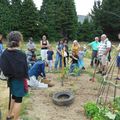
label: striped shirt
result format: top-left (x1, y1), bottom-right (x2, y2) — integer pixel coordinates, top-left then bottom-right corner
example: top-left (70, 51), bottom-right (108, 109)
top-left (98, 39), bottom-right (111, 56)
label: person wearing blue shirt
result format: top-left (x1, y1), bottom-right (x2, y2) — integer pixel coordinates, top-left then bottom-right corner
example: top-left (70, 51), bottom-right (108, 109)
top-left (88, 37), bottom-right (100, 67)
top-left (0, 34), bottom-right (4, 56)
top-left (47, 45), bottom-right (54, 71)
top-left (78, 46), bottom-right (86, 69)
top-left (28, 60), bottom-right (48, 88)
top-left (54, 39), bottom-right (64, 69)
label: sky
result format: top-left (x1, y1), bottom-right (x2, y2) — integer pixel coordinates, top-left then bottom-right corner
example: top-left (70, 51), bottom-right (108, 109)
top-left (34, 0), bottom-right (101, 15)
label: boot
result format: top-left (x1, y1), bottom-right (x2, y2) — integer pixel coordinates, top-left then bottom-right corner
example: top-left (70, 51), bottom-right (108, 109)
top-left (41, 79), bottom-right (51, 84)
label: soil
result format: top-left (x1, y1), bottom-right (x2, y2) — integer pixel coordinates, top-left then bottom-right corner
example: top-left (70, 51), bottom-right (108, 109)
top-left (1, 58), bottom-right (120, 120)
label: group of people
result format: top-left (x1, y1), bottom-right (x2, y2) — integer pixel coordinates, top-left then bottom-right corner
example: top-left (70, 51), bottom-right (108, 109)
top-left (0, 31), bottom-right (120, 120)
top-left (26, 36), bottom-right (86, 75)
top-left (89, 34), bottom-right (120, 80)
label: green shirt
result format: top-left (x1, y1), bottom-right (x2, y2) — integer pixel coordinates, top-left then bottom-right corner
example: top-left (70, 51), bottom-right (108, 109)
top-left (89, 41), bottom-right (100, 51)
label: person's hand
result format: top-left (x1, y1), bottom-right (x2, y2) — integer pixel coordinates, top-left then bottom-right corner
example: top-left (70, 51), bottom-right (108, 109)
top-left (59, 52), bottom-right (62, 56)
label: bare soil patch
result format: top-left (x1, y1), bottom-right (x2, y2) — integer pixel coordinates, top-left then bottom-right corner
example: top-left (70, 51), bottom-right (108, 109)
top-left (1, 58), bottom-right (120, 120)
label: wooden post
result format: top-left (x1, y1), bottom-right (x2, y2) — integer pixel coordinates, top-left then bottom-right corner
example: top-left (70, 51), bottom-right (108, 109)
top-left (61, 49), bottom-right (64, 86)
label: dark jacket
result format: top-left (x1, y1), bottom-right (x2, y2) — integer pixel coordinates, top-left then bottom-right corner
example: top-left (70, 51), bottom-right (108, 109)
top-left (0, 49), bottom-right (28, 80)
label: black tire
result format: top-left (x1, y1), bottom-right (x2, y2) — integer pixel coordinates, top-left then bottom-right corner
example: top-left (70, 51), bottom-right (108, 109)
top-left (52, 91), bottom-right (74, 106)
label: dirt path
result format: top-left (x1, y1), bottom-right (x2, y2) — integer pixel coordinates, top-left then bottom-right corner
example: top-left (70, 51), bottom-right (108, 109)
top-left (24, 58), bottom-right (100, 120)
top-left (1, 58), bottom-right (120, 120)
top-left (26, 73), bottom-right (99, 120)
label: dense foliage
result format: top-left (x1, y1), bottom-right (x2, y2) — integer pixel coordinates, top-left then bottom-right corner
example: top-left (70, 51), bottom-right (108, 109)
top-left (0, 0), bottom-right (78, 41)
top-left (84, 97), bottom-right (120, 120)
top-left (0, 0), bottom-right (120, 41)
top-left (91, 0), bottom-right (120, 41)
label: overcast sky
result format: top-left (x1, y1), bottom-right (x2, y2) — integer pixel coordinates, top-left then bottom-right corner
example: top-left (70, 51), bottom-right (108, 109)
top-left (34, 0), bottom-right (101, 15)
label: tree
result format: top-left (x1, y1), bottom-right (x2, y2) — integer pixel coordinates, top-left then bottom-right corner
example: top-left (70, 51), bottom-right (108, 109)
top-left (100, 0), bottom-right (120, 39)
top-left (20, 0), bottom-right (39, 39)
top-left (40, 0), bottom-right (78, 41)
top-left (0, 0), bottom-right (11, 35)
top-left (77, 18), bottom-right (103, 41)
top-left (55, 0), bottom-right (78, 40)
top-left (91, 0), bottom-right (120, 40)
top-left (10, 0), bottom-right (22, 31)
top-left (39, 0), bottom-right (57, 40)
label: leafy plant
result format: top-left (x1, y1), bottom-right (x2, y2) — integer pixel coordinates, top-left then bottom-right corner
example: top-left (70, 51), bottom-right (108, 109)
top-left (73, 67), bottom-right (80, 76)
top-left (105, 111), bottom-right (116, 120)
top-left (84, 102), bottom-right (99, 118)
top-left (115, 112), bottom-right (120, 120)
top-left (93, 113), bottom-right (106, 120)
top-left (113, 97), bottom-right (120, 111)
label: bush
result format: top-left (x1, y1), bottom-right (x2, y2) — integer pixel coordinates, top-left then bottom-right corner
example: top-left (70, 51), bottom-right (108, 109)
top-left (84, 102), bottom-right (99, 118)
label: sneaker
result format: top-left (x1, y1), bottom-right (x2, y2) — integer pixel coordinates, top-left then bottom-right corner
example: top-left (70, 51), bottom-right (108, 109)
top-left (82, 67), bottom-right (85, 70)
top-left (102, 72), bottom-right (106, 76)
top-left (37, 83), bottom-right (48, 88)
top-left (96, 71), bottom-right (102, 74)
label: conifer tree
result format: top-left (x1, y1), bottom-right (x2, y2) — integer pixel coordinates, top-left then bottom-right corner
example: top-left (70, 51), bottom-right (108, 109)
top-left (0, 0), bottom-right (11, 35)
top-left (91, 0), bottom-right (120, 40)
top-left (10, 0), bottom-right (22, 31)
top-left (40, 0), bottom-right (78, 41)
top-left (21, 0), bottom-right (39, 39)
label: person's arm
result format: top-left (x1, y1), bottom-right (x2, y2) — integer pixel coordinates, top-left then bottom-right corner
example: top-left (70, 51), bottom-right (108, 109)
top-left (46, 40), bottom-right (49, 47)
top-left (32, 43), bottom-right (36, 51)
top-left (24, 55), bottom-right (29, 79)
top-left (72, 55), bottom-right (78, 60)
top-left (88, 42), bottom-right (93, 46)
top-left (52, 51), bottom-right (54, 61)
top-left (104, 41), bottom-right (111, 55)
top-left (117, 44), bottom-right (120, 52)
top-left (41, 63), bottom-right (46, 78)
top-left (56, 45), bottom-right (62, 55)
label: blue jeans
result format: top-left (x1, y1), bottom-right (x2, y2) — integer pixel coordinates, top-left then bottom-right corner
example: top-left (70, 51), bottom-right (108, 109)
top-left (54, 53), bottom-right (62, 69)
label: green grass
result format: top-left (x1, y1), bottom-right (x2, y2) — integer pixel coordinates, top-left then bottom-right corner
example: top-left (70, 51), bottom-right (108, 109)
top-left (20, 93), bottom-right (32, 118)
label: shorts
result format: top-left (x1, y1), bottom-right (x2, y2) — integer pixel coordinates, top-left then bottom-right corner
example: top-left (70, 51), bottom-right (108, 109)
top-left (12, 95), bottom-right (23, 103)
top-left (98, 55), bottom-right (107, 66)
top-left (117, 56), bottom-right (120, 68)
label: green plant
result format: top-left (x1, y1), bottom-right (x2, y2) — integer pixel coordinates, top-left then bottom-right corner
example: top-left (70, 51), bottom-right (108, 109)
top-left (84, 102), bottom-right (99, 118)
top-left (93, 113), bottom-right (106, 120)
top-left (115, 112), bottom-right (120, 120)
top-left (113, 97), bottom-right (120, 111)
top-left (73, 67), bottom-right (80, 76)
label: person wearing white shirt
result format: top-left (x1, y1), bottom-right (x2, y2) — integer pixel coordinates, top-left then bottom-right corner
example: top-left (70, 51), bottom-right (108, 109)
top-left (97, 34), bottom-right (111, 75)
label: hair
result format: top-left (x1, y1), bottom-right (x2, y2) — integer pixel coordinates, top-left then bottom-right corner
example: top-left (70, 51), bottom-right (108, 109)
top-left (0, 34), bottom-right (3, 43)
top-left (101, 34), bottom-right (107, 38)
top-left (58, 38), bottom-right (63, 45)
top-left (63, 38), bottom-right (68, 43)
top-left (79, 46), bottom-right (84, 51)
top-left (7, 31), bottom-right (23, 48)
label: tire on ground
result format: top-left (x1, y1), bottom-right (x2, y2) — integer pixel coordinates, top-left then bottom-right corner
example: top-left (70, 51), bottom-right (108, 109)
top-left (52, 91), bottom-right (74, 106)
